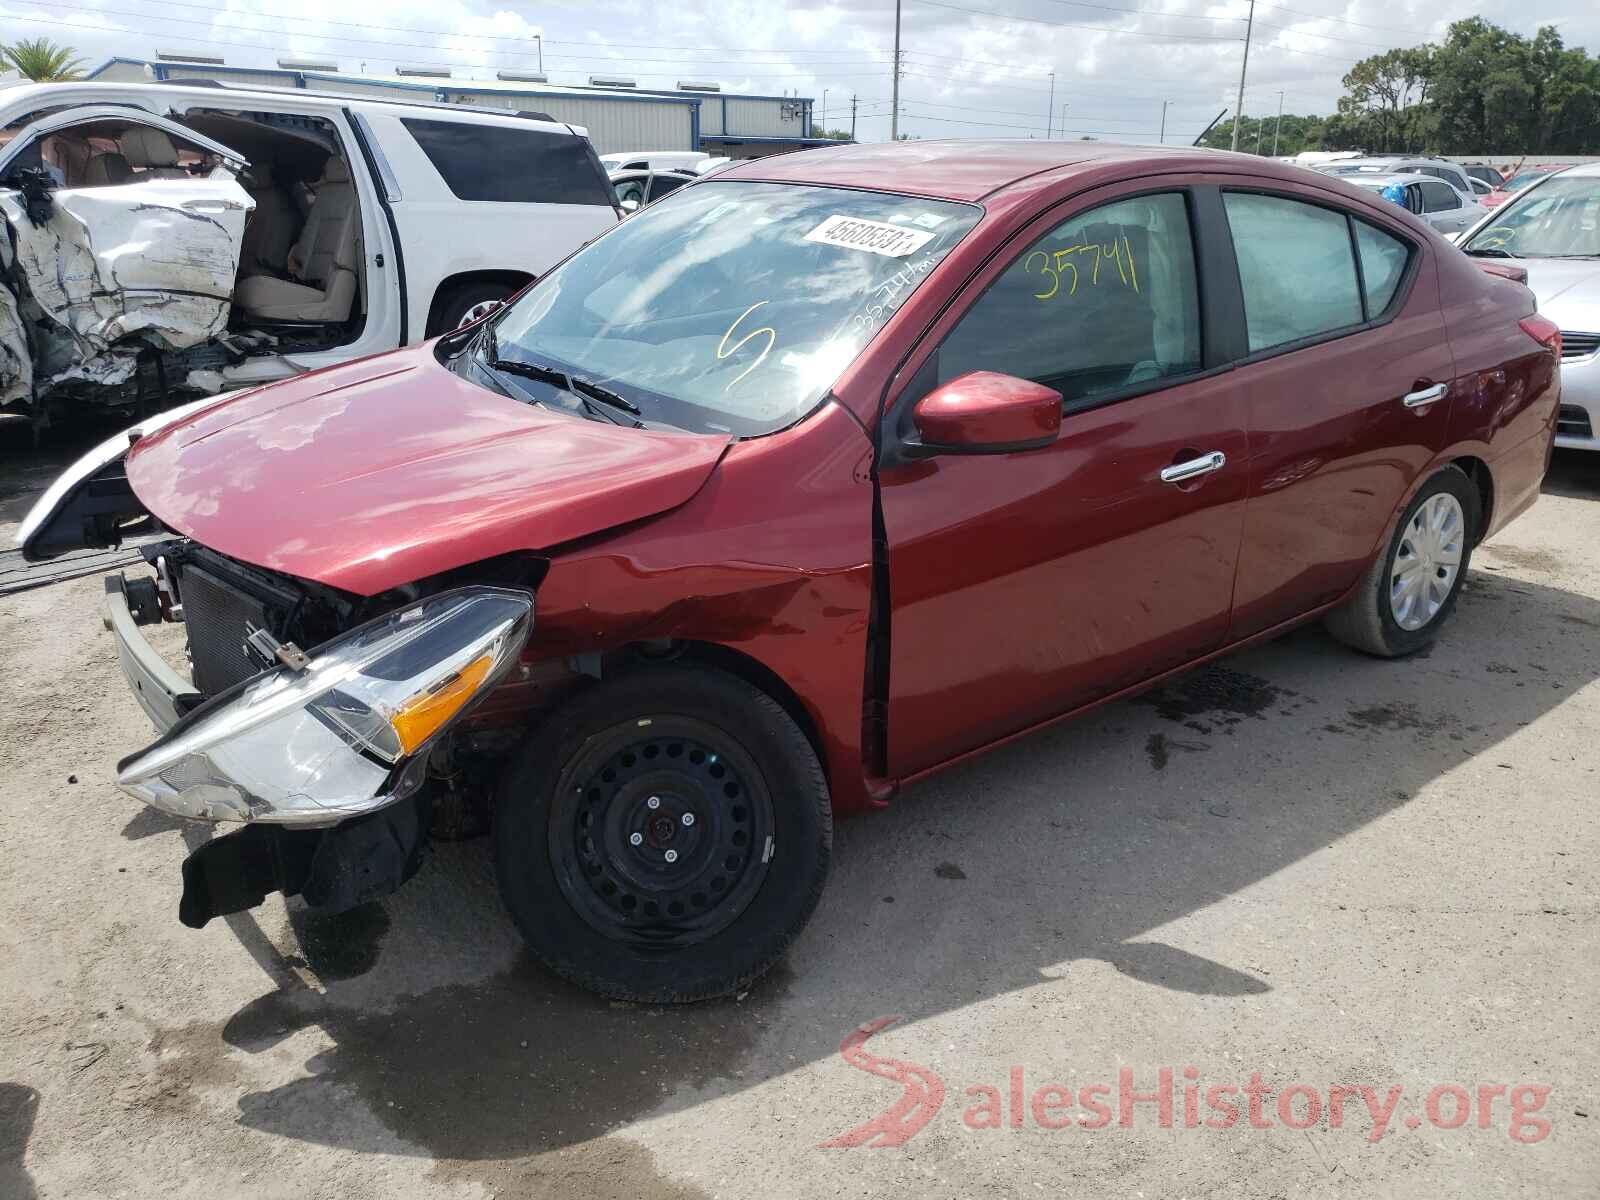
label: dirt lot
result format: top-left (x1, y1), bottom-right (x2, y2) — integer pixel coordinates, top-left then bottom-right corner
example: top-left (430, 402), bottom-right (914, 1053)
top-left (2, 444), bottom-right (1598, 1199)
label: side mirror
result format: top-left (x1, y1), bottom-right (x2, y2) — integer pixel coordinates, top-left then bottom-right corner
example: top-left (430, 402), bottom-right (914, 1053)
top-left (909, 371), bottom-right (1062, 457)
top-left (620, 198), bottom-right (640, 213)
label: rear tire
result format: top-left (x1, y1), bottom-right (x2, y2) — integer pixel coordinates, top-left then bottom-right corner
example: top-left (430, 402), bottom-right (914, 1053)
top-left (1324, 465), bottom-right (1480, 657)
top-left (431, 281), bottom-right (516, 335)
top-left (494, 665), bottom-right (831, 1003)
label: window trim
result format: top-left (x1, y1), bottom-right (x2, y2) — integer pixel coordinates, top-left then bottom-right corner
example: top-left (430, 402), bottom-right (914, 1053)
top-left (1215, 185), bottom-right (1421, 369)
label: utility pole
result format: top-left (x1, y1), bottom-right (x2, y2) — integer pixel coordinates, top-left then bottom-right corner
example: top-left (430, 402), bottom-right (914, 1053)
top-left (1047, 70), bottom-right (1055, 138)
top-left (1159, 99), bottom-right (1169, 143)
top-left (1231, 0), bottom-right (1255, 151)
top-left (890, 0), bottom-right (902, 141)
top-left (1271, 89), bottom-right (1284, 155)
top-left (850, 94), bottom-right (858, 141)
top-left (821, 89), bottom-right (828, 131)
top-left (534, 34), bottom-right (542, 76)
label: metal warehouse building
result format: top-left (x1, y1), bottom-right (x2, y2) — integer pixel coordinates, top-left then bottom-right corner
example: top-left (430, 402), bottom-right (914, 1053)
top-left (85, 57), bottom-right (836, 158)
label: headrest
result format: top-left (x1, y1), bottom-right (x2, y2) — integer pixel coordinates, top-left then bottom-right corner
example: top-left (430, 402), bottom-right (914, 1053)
top-left (118, 127), bottom-right (179, 167)
top-left (83, 152), bottom-right (133, 186)
top-left (319, 156), bottom-right (350, 184)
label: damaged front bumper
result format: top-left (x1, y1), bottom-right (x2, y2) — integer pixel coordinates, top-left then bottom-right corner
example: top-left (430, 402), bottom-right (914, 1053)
top-left (104, 579), bottom-right (534, 924)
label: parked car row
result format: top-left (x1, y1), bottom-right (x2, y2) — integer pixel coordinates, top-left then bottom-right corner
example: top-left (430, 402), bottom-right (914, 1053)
top-left (20, 139), bottom-right (1564, 1003)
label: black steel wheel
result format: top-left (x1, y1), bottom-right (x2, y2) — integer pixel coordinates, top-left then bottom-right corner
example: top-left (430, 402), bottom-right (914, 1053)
top-left (495, 665), bottom-right (831, 1003)
top-left (550, 717), bottom-right (775, 949)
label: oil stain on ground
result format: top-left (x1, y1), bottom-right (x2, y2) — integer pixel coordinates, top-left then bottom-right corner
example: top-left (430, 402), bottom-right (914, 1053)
top-left (1133, 665), bottom-right (1297, 733)
top-left (1343, 702), bottom-right (1463, 739)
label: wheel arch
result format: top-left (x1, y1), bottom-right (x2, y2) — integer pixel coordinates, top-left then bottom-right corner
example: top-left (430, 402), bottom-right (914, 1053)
top-left (609, 639), bottom-right (830, 791)
top-left (1449, 454), bottom-right (1495, 544)
top-left (424, 269), bottom-right (535, 336)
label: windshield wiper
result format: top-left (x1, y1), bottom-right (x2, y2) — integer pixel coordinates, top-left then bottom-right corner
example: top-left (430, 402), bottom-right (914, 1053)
top-left (1463, 246), bottom-right (1514, 258)
top-left (476, 322), bottom-right (646, 426)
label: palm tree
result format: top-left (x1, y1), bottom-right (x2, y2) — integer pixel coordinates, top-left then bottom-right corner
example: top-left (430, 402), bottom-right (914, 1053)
top-left (1, 39), bottom-right (85, 82)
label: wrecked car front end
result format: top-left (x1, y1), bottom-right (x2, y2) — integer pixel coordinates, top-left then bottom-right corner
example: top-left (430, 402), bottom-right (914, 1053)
top-left (102, 538), bottom-right (532, 926)
top-left (0, 107), bottom-right (256, 429)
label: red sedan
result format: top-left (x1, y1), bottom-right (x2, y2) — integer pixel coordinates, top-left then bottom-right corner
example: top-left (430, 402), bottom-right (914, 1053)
top-left (22, 141), bottom-right (1560, 1002)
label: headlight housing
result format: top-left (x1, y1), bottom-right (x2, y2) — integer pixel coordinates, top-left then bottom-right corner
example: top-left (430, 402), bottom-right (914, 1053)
top-left (117, 587), bottom-right (533, 826)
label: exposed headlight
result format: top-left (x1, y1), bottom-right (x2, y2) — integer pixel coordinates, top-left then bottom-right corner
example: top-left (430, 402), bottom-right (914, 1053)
top-left (117, 587), bottom-right (533, 826)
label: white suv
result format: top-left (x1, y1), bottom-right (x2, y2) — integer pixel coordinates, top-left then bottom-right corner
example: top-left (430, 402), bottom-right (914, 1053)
top-left (0, 81), bottom-right (619, 427)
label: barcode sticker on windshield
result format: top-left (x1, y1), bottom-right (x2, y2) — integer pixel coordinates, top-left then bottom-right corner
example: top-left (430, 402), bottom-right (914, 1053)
top-left (804, 214), bottom-right (937, 258)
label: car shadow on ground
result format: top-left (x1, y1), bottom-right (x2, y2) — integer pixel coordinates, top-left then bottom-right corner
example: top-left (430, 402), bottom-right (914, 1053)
top-left (1541, 448), bottom-right (1599, 501)
top-left (157, 559), bottom-right (1600, 1181)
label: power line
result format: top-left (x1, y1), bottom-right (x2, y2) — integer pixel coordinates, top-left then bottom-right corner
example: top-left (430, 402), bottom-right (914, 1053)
top-left (898, 110), bottom-right (1201, 136)
top-left (905, 0), bottom-right (1244, 43)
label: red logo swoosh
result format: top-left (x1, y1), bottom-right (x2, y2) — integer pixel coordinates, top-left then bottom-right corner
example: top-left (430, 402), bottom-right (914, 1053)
top-left (819, 1015), bottom-right (945, 1148)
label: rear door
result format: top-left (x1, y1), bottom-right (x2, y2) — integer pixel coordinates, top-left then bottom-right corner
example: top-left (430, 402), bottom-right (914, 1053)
top-left (1216, 183), bottom-right (1457, 640)
top-left (1418, 179), bottom-right (1474, 233)
top-left (877, 183), bottom-right (1249, 777)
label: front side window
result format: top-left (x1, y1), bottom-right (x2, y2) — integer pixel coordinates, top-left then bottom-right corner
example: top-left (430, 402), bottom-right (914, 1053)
top-left (930, 193), bottom-right (1202, 412)
top-left (483, 181), bottom-right (981, 435)
top-left (648, 173), bottom-right (690, 201)
top-left (401, 118), bottom-right (613, 206)
top-left (1224, 193), bottom-right (1363, 353)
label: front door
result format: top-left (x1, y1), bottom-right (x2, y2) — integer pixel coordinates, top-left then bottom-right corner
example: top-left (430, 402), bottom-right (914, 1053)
top-left (877, 187), bottom-right (1249, 778)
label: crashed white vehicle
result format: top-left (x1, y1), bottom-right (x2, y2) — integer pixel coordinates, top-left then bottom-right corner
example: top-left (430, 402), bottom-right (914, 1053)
top-left (0, 82), bottom-right (620, 429)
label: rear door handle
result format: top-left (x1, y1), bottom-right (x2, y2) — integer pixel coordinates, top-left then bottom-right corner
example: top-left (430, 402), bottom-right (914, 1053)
top-left (1160, 450), bottom-right (1226, 484)
top-left (1403, 383), bottom-right (1448, 408)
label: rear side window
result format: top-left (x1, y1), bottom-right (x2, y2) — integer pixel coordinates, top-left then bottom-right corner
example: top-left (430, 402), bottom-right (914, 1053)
top-left (934, 192), bottom-right (1202, 411)
top-left (1354, 221), bottom-right (1409, 315)
top-left (400, 118), bottom-right (613, 205)
top-left (1223, 193), bottom-right (1363, 353)
top-left (1419, 180), bottom-right (1460, 211)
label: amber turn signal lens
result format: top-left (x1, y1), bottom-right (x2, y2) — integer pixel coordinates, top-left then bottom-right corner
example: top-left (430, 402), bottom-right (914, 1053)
top-left (391, 653), bottom-right (495, 755)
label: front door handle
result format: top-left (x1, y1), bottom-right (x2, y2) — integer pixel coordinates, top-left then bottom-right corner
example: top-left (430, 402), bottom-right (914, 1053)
top-left (1160, 450), bottom-right (1226, 484)
top-left (1403, 383), bottom-right (1448, 408)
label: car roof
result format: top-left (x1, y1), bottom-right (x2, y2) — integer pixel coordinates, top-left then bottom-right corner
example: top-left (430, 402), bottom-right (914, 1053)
top-left (0, 79), bottom-right (585, 137)
top-left (1345, 172), bottom-right (1435, 187)
top-left (713, 139), bottom-right (1312, 203)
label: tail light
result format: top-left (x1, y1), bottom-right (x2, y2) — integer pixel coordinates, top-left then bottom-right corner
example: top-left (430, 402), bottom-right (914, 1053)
top-left (1519, 313), bottom-right (1561, 357)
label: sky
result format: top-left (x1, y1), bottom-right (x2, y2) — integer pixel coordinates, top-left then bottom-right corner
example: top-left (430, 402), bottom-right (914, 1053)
top-left (6, 0), bottom-right (1599, 144)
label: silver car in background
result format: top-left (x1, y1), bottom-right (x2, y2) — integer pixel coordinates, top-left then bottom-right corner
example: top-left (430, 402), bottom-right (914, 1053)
top-left (1459, 164), bottom-right (1599, 452)
top-left (1318, 155), bottom-right (1477, 195)
top-left (1344, 172), bottom-right (1483, 236)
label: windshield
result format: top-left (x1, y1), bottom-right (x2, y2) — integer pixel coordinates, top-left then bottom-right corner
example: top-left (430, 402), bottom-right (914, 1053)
top-left (1462, 175), bottom-right (1600, 259)
top-left (485, 181), bottom-right (981, 436)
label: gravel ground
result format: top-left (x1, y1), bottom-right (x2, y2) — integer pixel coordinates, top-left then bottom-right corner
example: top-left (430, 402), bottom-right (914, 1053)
top-left (2, 443), bottom-right (1598, 1199)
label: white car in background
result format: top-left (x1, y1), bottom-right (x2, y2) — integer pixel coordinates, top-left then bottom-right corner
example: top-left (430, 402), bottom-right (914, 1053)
top-left (1342, 172), bottom-right (1482, 236)
top-left (1457, 163), bottom-right (1600, 452)
top-left (0, 80), bottom-right (619, 430)
top-left (597, 150), bottom-right (709, 173)
top-left (608, 166), bottom-right (699, 210)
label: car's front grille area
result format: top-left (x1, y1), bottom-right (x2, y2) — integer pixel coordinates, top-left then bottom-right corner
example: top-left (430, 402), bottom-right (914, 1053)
top-left (179, 565), bottom-right (274, 696)
top-left (1557, 405), bottom-right (1594, 440)
top-left (1560, 331), bottom-right (1599, 361)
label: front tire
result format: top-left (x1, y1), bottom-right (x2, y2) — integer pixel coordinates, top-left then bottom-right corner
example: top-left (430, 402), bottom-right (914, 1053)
top-left (1324, 465), bottom-right (1480, 657)
top-left (495, 665), bottom-right (831, 1003)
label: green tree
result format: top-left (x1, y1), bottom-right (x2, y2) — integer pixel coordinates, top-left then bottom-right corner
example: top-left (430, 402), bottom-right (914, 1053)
top-left (1, 38), bottom-right (85, 81)
top-left (1337, 46), bottom-right (1434, 152)
top-left (815, 128), bottom-right (853, 141)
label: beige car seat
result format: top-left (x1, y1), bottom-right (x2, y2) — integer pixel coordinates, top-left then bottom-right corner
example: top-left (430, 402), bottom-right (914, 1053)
top-left (82, 152), bottom-right (133, 187)
top-left (239, 172), bottom-right (299, 275)
top-left (234, 157), bottom-right (360, 324)
top-left (117, 128), bottom-right (189, 179)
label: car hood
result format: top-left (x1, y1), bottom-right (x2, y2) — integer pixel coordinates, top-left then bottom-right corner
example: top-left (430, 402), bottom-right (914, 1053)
top-left (125, 345), bottom-right (731, 595)
top-left (1516, 259), bottom-right (1600, 331)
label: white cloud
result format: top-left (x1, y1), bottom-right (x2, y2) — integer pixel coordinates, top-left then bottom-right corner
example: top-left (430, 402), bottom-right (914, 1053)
top-left (14, 0), bottom-right (1595, 142)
